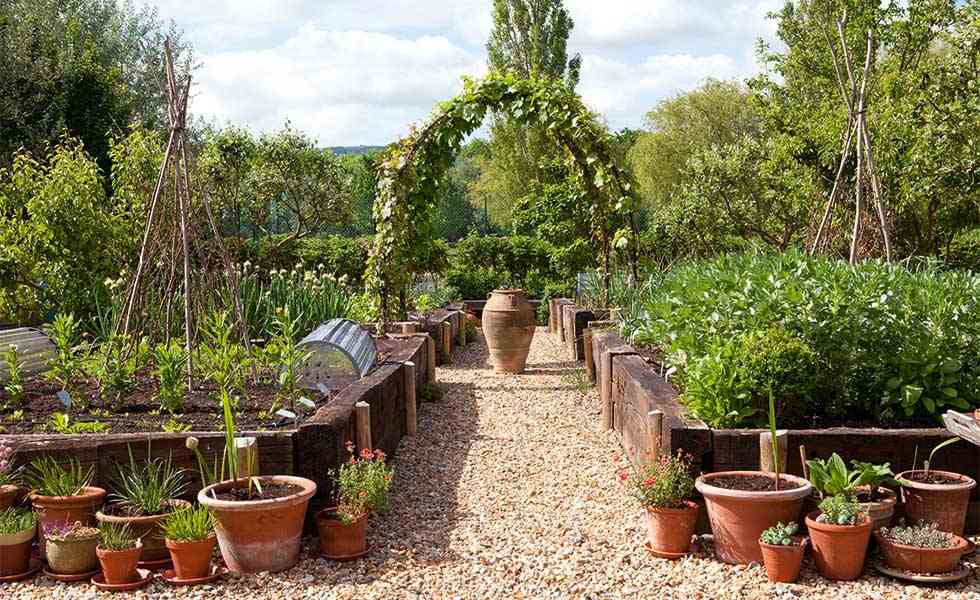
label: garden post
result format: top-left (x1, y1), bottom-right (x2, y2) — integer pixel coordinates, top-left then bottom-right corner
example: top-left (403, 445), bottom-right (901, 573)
top-left (355, 401), bottom-right (372, 451)
top-left (646, 410), bottom-right (663, 462)
top-left (601, 346), bottom-right (636, 430)
top-left (442, 321), bottom-right (453, 362)
top-left (583, 328), bottom-right (595, 383)
top-left (456, 311), bottom-right (466, 347)
top-left (404, 361), bottom-right (417, 436)
top-left (760, 430), bottom-right (788, 474)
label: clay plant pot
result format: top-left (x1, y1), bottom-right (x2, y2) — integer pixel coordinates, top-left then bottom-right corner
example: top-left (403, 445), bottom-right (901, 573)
top-left (695, 471), bottom-right (812, 565)
top-left (482, 289), bottom-right (536, 374)
top-left (805, 511), bottom-right (872, 580)
top-left (45, 529), bottom-right (100, 574)
top-left (316, 508), bottom-right (368, 559)
top-left (31, 486), bottom-right (105, 559)
top-left (857, 487), bottom-right (897, 531)
top-left (0, 484), bottom-right (20, 510)
top-left (896, 470), bottom-right (976, 536)
top-left (165, 536), bottom-right (216, 580)
top-left (875, 530), bottom-right (968, 574)
top-left (96, 541), bottom-right (143, 585)
top-left (0, 525), bottom-right (34, 576)
top-left (197, 475), bottom-right (316, 573)
top-left (644, 501), bottom-right (699, 557)
top-left (97, 499), bottom-right (191, 563)
top-left (759, 537), bottom-right (807, 583)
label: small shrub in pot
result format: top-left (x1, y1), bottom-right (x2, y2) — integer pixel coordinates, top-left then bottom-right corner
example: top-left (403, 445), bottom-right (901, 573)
top-left (759, 521), bottom-right (807, 583)
top-left (96, 522), bottom-right (142, 584)
top-left (0, 508), bottom-right (36, 576)
top-left (805, 495), bottom-right (872, 580)
top-left (161, 505), bottom-right (216, 580)
top-left (875, 520), bottom-right (968, 574)
top-left (623, 450), bottom-right (698, 558)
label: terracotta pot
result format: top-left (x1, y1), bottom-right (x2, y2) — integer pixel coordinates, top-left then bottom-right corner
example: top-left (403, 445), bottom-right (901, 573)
top-left (759, 537), bottom-right (807, 583)
top-left (45, 530), bottom-right (99, 574)
top-left (31, 486), bottom-right (105, 559)
top-left (165, 536), bottom-right (216, 580)
top-left (805, 511), bottom-right (872, 580)
top-left (197, 475), bottom-right (316, 573)
top-left (482, 289), bottom-right (536, 374)
top-left (644, 501), bottom-right (699, 557)
top-left (0, 484), bottom-right (20, 510)
top-left (857, 487), bottom-right (897, 532)
top-left (896, 470), bottom-right (975, 536)
top-left (96, 542), bottom-right (142, 585)
top-left (695, 471), bottom-right (812, 565)
top-left (875, 530), bottom-right (968, 574)
top-left (316, 508), bottom-right (368, 559)
top-left (97, 499), bottom-right (191, 563)
top-left (0, 526), bottom-right (34, 576)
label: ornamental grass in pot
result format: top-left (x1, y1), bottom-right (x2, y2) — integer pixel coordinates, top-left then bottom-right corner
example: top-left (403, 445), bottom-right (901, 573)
top-left (43, 521), bottom-right (100, 574)
top-left (0, 508), bottom-right (36, 576)
top-left (805, 495), bottom-right (872, 581)
top-left (875, 520), bottom-right (968, 574)
top-left (897, 438), bottom-right (975, 536)
top-left (25, 456), bottom-right (105, 559)
top-left (97, 445), bottom-right (190, 563)
top-left (161, 505), bottom-right (216, 580)
top-left (759, 521), bottom-right (807, 583)
top-left (317, 442), bottom-right (394, 560)
top-left (96, 522), bottom-right (142, 585)
top-left (622, 450), bottom-right (698, 559)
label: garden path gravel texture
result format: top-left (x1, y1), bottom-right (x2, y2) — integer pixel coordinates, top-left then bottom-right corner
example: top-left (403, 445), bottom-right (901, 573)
top-left (6, 328), bottom-right (980, 599)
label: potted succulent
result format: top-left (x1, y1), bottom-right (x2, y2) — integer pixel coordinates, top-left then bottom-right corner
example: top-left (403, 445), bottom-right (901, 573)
top-left (0, 508), bottom-right (36, 577)
top-left (97, 445), bottom-right (189, 564)
top-left (759, 521), bottom-right (807, 583)
top-left (0, 442), bottom-right (20, 510)
top-left (622, 450), bottom-right (698, 558)
top-left (807, 454), bottom-right (898, 531)
top-left (875, 520), bottom-right (969, 574)
top-left (805, 495), bottom-right (872, 580)
top-left (196, 392), bottom-right (316, 573)
top-left (96, 522), bottom-right (142, 584)
top-left (43, 521), bottom-right (100, 575)
top-left (316, 442), bottom-right (394, 560)
top-left (161, 505), bottom-right (217, 580)
top-left (897, 438), bottom-right (975, 536)
top-left (25, 456), bottom-right (105, 558)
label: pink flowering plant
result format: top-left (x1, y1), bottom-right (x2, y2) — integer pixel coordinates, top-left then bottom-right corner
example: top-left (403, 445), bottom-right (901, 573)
top-left (621, 450), bottom-right (696, 509)
top-left (334, 441), bottom-right (394, 525)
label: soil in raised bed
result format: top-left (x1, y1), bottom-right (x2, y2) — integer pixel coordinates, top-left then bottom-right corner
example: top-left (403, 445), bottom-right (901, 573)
top-left (212, 482), bottom-right (303, 502)
top-left (705, 474), bottom-right (805, 492)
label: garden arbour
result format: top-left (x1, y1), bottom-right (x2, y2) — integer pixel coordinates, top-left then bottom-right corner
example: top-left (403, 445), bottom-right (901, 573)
top-left (367, 72), bottom-right (641, 324)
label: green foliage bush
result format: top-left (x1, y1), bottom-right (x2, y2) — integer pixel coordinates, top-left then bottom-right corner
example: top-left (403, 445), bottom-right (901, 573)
top-left (444, 233), bottom-right (578, 299)
top-left (736, 328), bottom-right (822, 425)
top-left (944, 228), bottom-right (980, 272)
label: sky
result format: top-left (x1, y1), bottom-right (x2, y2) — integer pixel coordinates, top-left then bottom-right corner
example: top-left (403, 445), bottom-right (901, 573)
top-left (140, 1), bottom-right (784, 146)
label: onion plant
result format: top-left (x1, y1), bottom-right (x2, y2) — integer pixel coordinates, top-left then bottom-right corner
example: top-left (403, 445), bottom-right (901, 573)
top-left (24, 456), bottom-right (93, 497)
top-left (0, 507), bottom-right (36, 534)
top-left (110, 445), bottom-right (187, 516)
top-left (160, 505), bottom-right (214, 542)
top-left (97, 521), bottom-right (138, 551)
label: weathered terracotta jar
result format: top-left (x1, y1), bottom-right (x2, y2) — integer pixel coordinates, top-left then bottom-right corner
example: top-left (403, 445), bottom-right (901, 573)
top-left (97, 499), bottom-right (191, 563)
top-left (875, 530), bottom-right (968, 574)
top-left (482, 289), bottom-right (536, 374)
top-left (897, 470), bottom-right (975, 536)
top-left (759, 537), bottom-right (807, 583)
top-left (644, 501), bottom-right (699, 558)
top-left (805, 512), bottom-right (872, 581)
top-left (316, 508), bottom-right (368, 559)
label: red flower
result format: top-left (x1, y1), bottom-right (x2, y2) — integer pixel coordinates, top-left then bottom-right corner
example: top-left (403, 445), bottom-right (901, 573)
top-left (642, 478), bottom-right (657, 488)
top-left (374, 449), bottom-right (386, 460)
top-left (618, 470), bottom-right (629, 482)
top-left (360, 448), bottom-right (374, 460)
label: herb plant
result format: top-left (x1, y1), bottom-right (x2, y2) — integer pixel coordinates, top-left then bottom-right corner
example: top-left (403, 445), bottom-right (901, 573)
top-left (88, 334), bottom-right (140, 407)
top-left (160, 505), bottom-right (214, 542)
top-left (24, 456), bottom-right (93, 497)
top-left (97, 521), bottom-right (138, 551)
top-left (623, 449), bottom-right (695, 509)
top-left (110, 445), bottom-right (187, 515)
top-left (879, 521), bottom-right (956, 549)
top-left (760, 521), bottom-right (799, 546)
top-left (816, 495), bottom-right (863, 526)
top-left (334, 442), bottom-right (394, 524)
top-left (153, 341), bottom-right (187, 413)
top-left (2, 345), bottom-right (25, 406)
top-left (44, 313), bottom-right (85, 403)
top-left (808, 453), bottom-right (898, 500)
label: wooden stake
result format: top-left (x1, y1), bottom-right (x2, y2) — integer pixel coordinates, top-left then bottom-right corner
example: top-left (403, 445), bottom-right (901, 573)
top-left (646, 410), bottom-right (664, 463)
top-left (404, 360), bottom-right (417, 435)
top-left (760, 430), bottom-right (788, 474)
top-left (234, 437), bottom-right (259, 479)
top-left (456, 312), bottom-right (466, 347)
top-left (442, 321), bottom-right (452, 362)
top-left (583, 327), bottom-right (596, 383)
top-left (355, 401), bottom-right (372, 451)
top-left (800, 445), bottom-right (810, 481)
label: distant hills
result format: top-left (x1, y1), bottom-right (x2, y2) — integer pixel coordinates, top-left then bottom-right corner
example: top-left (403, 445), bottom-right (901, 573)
top-left (327, 145), bottom-right (384, 156)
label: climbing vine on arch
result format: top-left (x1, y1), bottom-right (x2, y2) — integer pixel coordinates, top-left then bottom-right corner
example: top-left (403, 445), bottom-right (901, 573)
top-left (367, 72), bottom-right (641, 325)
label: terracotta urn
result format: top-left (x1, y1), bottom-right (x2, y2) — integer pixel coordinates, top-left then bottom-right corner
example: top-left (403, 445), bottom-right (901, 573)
top-left (482, 289), bottom-right (536, 374)
top-left (31, 486), bottom-right (105, 559)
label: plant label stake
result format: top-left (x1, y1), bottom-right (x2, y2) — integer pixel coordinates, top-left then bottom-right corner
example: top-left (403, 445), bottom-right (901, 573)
top-left (56, 389), bottom-right (72, 408)
top-left (317, 383), bottom-right (329, 397)
top-left (297, 397), bottom-right (316, 410)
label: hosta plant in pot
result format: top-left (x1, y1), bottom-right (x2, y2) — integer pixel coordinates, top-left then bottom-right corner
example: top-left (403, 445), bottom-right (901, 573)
top-left (44, 521), bottom-right (100, 575)
top-left (0, 508), bottom-right (36, 576)
top-left (759, 521), bottom-right (807, 583)
top-left (622, 450), bottom-right (698, 559)
top-left (875, 520), bottom-right (968, 575)
top-left (317, 442), bottom-right (394, 560)
top-left (807, 453), bottom-right (898, 531)
top-left (0, 441), bottom-right (21, 510)
top-left (897, 438), bottom-right (975, 536)
top-left (25, 456), bottom-right (105, 559)
top-left (805, 495), bottom-right (872, 580)
top-left (161, 505), bottom-right (216, 580)
top-left (96, 522), bottom-right (142, 585)
top-left (97, 445), bottom-right (189, 564)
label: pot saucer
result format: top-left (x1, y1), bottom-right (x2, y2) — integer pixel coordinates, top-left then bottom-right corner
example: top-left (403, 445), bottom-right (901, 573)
top-left (91, 568), bottom-right (154, 591)
top-left (875, 562), bottom-right (972, 584)
top-left (43, 567), bottom-right (100, 582)
top-left (322, 545), bottom-right (372, 562)
top-left (0, 558), bottom-right (42, 582)
top-left (160, 565), bottom-right (225, 586)
top-left (644, 542), bottom-right (693, 560)
top-left (138, 556), bottom-right (173, 571)
top-left (962, 539), bottom-right (976, 557)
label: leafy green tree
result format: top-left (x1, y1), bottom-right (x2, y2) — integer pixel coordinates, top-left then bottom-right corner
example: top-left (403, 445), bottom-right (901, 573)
top-left (199, 126), bottom-right (258, 236)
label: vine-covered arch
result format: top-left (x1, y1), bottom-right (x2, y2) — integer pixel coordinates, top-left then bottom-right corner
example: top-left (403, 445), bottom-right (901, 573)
top-left (367, 72), bottom-right (640, 324)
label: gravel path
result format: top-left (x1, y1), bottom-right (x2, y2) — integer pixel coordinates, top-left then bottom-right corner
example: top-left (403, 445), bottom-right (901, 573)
top-left (5, 328), bottom-right (980, 598)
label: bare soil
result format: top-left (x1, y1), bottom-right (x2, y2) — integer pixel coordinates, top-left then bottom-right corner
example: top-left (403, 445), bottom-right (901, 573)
top-left (706, 474), bottom-right (805, 492)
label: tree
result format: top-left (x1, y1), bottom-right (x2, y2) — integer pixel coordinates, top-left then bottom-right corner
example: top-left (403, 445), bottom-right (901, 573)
top-left (199, 126), bottom-right (257, 237)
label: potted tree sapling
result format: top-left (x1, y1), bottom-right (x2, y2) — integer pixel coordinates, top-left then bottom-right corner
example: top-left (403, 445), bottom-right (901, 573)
top-left (0, 508), bottom-right (37, 578)
top-left (0, 442), bottom-right (20, 510)
top-left (95, 522), bottom-right (144, 585)
top-left (622, 449), bottom-right (698, 558)
top-left (97, 445), bottom-right (189, 565)
top-left (875, 520), bottom-right (969, 575)
top-left (759, 521), bottom-right (807, 583)
top-left (24, 456), bottom-right (105, 559)
top-left (43, 521), bottom-right (100, 576)
top-left (897, 437), bottom-right (976, 536)
top-left (316, 442), bottom-right (393, 560)
top-left (805, 495), bottom-right (872, 580)
top-left (161, 505), bottom-right (218, 582)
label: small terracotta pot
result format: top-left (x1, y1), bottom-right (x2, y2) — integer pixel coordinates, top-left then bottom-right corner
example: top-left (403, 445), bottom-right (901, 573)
top-left (805, 511), bottom-right (872, 580)
top-left (31, 486), bottom-right (106, 559)
top-left (316, 508), bottom-right (368, 558)
top-left (875, 530), bottom-right (968, 574)
top-left (0, 526), bottom-right (34, 576)
top-left (45, 531), bottom-right (100, 574)
top-left (896, 470), bottom-right (976, 536)
top-left (96, 542), bottom-right (143, 585)
top-left (695, 471), bottom-right (812, 565)
top-left (97, 499), bottom-right (191, 563)
top-left (858, 487), bottom-right (897, 531)
top-left (165, 536), bottom-right (216, 580)
top-left (197, 475), bottom-right (316, 573)
top-left (644, 501), bottom-right (699, 557)
top-left (759, 537), bottom-right (807, 583)
top-left (0, 484), bottom-right (20, 510)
